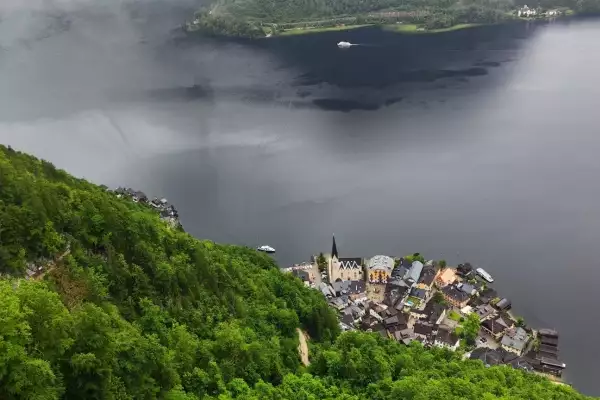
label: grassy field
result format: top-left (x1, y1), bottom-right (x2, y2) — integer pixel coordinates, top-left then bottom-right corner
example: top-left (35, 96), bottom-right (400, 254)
top-left (448, 310), bottom-right (462, 321)
top-left (385, 23), bottom-right (480, 34)
top-left (278, 24), bottom-right (371, 36)
top-left (275, 22), bottom-right (481, 36)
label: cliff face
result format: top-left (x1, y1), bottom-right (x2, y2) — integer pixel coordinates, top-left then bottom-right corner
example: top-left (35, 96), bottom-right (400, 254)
top-left (0, 145), bottom-right (591, 399)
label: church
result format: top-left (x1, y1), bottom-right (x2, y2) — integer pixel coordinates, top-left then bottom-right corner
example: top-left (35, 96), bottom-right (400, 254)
top-left (328, 235), bottom-right (364, 282)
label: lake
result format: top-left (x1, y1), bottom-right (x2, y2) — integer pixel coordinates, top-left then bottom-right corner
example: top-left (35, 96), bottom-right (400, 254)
top-left (1, 1), bottom-right (600, 394)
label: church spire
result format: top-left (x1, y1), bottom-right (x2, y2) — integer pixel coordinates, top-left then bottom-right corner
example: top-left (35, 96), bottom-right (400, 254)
top-left (331, 234), bottom-right (339, 260)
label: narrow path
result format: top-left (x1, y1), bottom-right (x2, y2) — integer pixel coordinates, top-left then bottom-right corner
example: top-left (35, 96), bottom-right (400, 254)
top-left (34, 248), bottom-right (71, 281)
top-left (297, 328), bottom-right (310, 366)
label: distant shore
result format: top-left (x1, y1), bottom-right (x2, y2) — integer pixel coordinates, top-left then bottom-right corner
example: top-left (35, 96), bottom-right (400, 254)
top-left (275, 22), bottom-right (482, 37)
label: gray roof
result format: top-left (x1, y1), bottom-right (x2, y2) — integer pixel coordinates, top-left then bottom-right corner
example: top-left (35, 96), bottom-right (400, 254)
top-left (410, 287), bottom-right (428, 300)
top-left (436, 328), bottom-right (459, 346)
top-left (404, 261), bottom-right (424, 283)
top-left (475, 304), bottom-right (496, 319)
top-left (459, 283), bottom-right (476, 294)
top-left (332, 280), bottom-right (366, 295)
top-left (501, 327), bottom-right (529, 352)
top-left (496, 298), bottom-right (511, 310)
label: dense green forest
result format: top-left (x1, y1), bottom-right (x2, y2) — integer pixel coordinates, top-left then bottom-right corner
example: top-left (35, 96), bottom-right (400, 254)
top-left (0, 144), bottom-right (594, 399)
top-left (187, 0), bottom-right (600, 37)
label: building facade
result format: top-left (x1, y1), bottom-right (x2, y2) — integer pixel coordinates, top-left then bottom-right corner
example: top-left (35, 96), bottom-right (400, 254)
top-left (367, 255), bottom-right (394, 283)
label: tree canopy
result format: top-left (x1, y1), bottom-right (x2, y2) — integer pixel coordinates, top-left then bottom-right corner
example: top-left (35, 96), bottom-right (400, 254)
top-left (0, 144), bottom-right (593, 399)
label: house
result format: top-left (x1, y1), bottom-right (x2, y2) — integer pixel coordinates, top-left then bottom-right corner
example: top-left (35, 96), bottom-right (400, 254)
top-left (414, 321), bottom-right (435, 339)
top-left (410, 287), bottom-right (428, 301)
top-left (416, 265), bottom-right (437, 290)
top-left (332, 280), bottom-right (366, 298)
top-left (318, 282), bottom-right (336, 298)
top-left (435, 268), bottom-right (457, 288)
top-left (343, 304), bottom-right (365, 321)
top-left (328, 236), bottom-right (363, 282)
top-left (360, 315), bottom-right (380, 331)
top-left (456, 262), bottom-right (473, 277)
top-left (292, 269), bottom-right (311, 283)
top-left (518, 5), bottom-right (537, 17)
top-left (474, 304), bottom-right (496, 321)
top-left (404, 261), bottom-right (424, 284)
top-left (367, 255), bottom-right (394, 283)
top-left (495, 298), bottom-right (512, 311)
top-left (133, 191), bottom-right (148, 203)
top-left (441, 285), bottom-right (470, 308)
top-left (384, 314), bottom-right (408, 331)
top-left (434, 327), bottom-right (460, 351)
top-left (340, 314), bottom-right (355, 330)
top-left (329, 297), bottom-right (347, 310)
top-left (457, 282), bottom-right (477, 296)
top-left (479, 287), bottom-right (498, 304)
top-left (424, 302), bottom-right (447, 325)
top-left (393, 328), bottom-right (416, 345)
top-left (383, 280), bottom-right (410, 307)
top-left (470, 348), bottom-right (518, 367)
top-left (481, 316), bottom-right (512, 339)
top-left (391, 264), bottom-right (408, 279)
top-left (501, 327), bottom-right (530, 355)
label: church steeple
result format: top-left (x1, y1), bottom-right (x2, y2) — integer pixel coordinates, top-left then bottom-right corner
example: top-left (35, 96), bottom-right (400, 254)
top-left (331, 234), bottom-right (339, 260)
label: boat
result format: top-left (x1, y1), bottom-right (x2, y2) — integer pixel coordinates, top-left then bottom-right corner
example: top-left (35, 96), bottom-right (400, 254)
top-left (257, 245), bottom-right (276, 254)
top-left (476, 268), bottom-right (494, 283)
top-left (337, 41), bottom-right (352, 49)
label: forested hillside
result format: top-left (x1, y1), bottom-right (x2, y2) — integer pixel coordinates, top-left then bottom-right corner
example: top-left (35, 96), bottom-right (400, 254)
top-left (0, 144), bottom-right (593, 399)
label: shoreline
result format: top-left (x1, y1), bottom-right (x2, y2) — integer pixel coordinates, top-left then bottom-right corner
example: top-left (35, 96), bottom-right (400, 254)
top-left (287, 248), bottom-right (569, 383)
top-left (186, 10), bottom-right (585, 39)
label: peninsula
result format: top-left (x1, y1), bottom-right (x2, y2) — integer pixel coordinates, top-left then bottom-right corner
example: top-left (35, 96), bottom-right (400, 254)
top-left (184, 0), bottom-right (598, 38)
top-left (286, 235), bottom-right (569, 383)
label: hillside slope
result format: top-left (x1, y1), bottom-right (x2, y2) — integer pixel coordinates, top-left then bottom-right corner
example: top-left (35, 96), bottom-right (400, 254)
top-left (0, 144), bottom-right (593, 399)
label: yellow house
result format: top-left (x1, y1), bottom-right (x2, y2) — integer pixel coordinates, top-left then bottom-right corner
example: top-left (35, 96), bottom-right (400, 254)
top-left (367, 255), bottom-right (394, 284)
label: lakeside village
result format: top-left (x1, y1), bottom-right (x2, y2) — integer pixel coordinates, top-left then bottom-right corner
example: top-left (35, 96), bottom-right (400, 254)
top-left (112, 187), bottom-right (181, 228)
top-left (284, 235), bottom-right (568, 383)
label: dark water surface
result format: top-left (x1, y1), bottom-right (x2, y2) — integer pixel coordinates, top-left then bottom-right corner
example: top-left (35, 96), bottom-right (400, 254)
top-left (2, 1), bottom-right (600, 393)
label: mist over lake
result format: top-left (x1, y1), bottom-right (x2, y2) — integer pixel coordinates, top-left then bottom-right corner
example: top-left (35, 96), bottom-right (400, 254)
top-left (2, 0), bottom-right (600, 394)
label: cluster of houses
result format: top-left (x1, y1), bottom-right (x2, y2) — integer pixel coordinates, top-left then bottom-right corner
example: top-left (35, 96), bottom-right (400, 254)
top-left (517, 5), bottom-right (564, 18)
top-left (299, 235), bottom-right (567, 379)
top-left (112, 187), bottom-right (180, 227)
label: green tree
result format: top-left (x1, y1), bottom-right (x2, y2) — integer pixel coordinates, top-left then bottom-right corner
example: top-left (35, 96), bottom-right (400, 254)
top-left (459, 313), bottom-right (480, 345)
top-left (316, 253), bottom-right (327, 273)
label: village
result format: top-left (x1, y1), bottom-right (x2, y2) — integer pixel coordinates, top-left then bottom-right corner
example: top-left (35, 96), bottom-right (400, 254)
top-left (285, 235), bottom-right (568, 382)
top-left (112, 187), bottom-right (181, 228)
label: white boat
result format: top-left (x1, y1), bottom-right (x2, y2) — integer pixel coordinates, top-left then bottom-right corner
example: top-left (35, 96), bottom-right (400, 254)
top-left (337, 41), bottom-right (352, 49)
top-left (476, 268), bottom-right (494, 283)
top-left (257, 245), bottom-right (276, 254)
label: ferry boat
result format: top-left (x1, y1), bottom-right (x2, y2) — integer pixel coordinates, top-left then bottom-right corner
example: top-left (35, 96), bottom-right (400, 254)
top-left (476, 268), bottom-right (494, 283)
top-left (257, 245), bottom-right (276, 254)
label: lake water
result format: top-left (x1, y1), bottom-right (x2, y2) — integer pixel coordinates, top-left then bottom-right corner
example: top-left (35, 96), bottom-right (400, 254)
top-left (1, 1), bottom-right (600, 393)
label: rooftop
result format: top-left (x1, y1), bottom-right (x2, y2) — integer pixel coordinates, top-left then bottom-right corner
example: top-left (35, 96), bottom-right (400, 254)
top-left (332, 280), bottom-right (366, 295)
top-left (474, 304), bottom-right (496, 320)
top-left (436, 268), bottom-right (457, 286)
top-left (442, 285), bottom-right (470, 303)
top-left (368, 255), bottom-right (394, 272)
top-left (404, 260), bottom-right (424, 283)
top-left (501, 327), bottom-right (529, 352)
top-left (335, 258), bottom-right (362, 270)
top-left (435, 328), bottom-right (459, 346)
